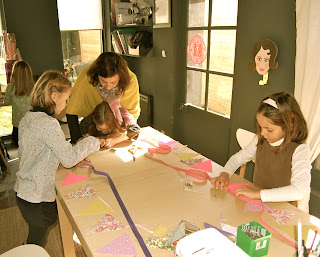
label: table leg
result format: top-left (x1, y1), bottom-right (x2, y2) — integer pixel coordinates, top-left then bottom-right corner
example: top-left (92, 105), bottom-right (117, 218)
top-left (56, 197), bottom-right (76, 257)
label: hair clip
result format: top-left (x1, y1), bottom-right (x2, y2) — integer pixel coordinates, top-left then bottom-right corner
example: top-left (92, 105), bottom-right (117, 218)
top-left (263, 98), bottom-right (278, 109)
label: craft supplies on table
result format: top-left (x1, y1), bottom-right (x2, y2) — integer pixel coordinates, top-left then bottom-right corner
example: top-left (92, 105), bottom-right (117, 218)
top-left (236, 221), bottom-right (271, 257)
top-left (175, 228), bottom-right (249, 257)
top-left (55, 127), bottom-right (313, 257)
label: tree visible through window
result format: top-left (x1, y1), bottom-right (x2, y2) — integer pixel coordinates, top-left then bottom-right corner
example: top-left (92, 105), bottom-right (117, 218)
top-left (186, 0), bottom-right (238, 118)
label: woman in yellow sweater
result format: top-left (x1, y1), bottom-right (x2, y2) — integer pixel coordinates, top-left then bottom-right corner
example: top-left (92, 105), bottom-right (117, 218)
top-left (66, 52), bottom-right (140, 143)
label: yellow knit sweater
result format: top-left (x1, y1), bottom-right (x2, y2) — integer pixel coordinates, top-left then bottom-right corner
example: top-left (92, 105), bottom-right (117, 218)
top-left (66, 65), bottom-right (140, 119)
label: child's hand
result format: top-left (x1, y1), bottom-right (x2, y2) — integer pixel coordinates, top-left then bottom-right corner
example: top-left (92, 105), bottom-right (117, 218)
top-left (235, 186), bottom-right (261, 200)
top-left (210, 172), bottom-right (229, 190)
top-left (75, 158), bottom-right (91, 168)
top-left (104, 138), bottom-right (112, 148)
top-left (98, 138), bottom-right (106, 148)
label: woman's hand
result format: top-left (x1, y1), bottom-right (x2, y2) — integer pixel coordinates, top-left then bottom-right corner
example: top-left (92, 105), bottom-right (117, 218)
top-left (210, 172), bottom-right (230, 190)
top-left (235, 186), bottom-right (261, 200)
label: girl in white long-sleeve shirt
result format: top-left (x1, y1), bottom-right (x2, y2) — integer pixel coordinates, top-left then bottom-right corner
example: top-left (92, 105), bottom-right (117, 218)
top-left (14, 71), bottom-right (106, 246)
top-left (211, 92), bottom-right (311, 213)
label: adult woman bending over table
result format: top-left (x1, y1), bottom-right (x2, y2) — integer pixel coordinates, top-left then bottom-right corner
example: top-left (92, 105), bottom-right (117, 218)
top-left (66, 52), bottom-right (140, 144)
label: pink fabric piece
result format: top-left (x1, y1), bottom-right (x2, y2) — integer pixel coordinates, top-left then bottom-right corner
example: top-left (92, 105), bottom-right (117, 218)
top-left (244, 201), bottom-right (274, 212)
top-left (107, 96), bottom-right (123, 124)
top-left (95, 232), bottom-right (138, 256)
top-left (60, 173), bottom-right (90, 187)
top-left (190, 160), bottom-right (213, 173)
top-left (267, 209), bottom-right (298, 225)
top-left (88, 213), bottom-right (125, 233)
top-left (159, 140), bottom-right (178, 146)
top-left (64, 184), bottom-right (97, 198)
top-left (244, 201), bottom-right (263, 212)
top-left (106, 95), bottom-right (135, 125)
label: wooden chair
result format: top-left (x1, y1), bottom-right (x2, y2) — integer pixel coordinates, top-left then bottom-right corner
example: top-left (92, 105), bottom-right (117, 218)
top-left (236, 128), bottom-right (256, 178)
top-left (0, 137), bottom-right (10, 173)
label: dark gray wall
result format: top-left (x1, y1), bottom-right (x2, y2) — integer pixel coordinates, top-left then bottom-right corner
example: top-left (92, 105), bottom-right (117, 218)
top-left (3, 0), bottom-right (63, 77)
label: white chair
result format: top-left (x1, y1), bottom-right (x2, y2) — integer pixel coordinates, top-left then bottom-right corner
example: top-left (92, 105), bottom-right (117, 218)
top-left (236, 128), bottom-right (256, 178)
top-left (1, 245), bottom-right (50, 257)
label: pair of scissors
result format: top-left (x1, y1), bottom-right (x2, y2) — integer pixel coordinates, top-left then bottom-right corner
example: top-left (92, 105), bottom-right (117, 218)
top-left (128, 144), bottom-right (137, 161)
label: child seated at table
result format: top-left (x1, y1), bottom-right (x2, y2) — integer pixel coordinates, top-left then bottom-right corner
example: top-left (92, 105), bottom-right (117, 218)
top-left (79, 100), bottom-right (140, 148)
top-left (211, 92), bottom-right (311, 213)
top-left (14, 71), bottom-right (106, 246)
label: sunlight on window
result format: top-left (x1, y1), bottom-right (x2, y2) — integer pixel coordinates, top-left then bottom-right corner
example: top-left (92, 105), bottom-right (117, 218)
top-left (61, 30), bottom-right (102, 80)
top-left (188, 0), bottom-right (209, 27)
top-left (208, 74), bottom-right (233, 117)
top-left (209, 30), bottom-right (236, 74)
top-left (187, 0), bottom-right (238, 118)
top-left (211, 0), bottom-right (238, 26)
top-left (186, 70), bottom-right (206, 109)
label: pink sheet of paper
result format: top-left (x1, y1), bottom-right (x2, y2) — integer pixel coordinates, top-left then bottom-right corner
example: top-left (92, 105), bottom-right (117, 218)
top-left (190, 160), bottom-right (212, 173)
top-left (95, 232), bottom-right (138, 256)
top-left (60, 173), bottom-right (90, 187)
top-left (159, 140), bottom-right (178, 145)
top-left (227, 183), bottom-right (250, 201)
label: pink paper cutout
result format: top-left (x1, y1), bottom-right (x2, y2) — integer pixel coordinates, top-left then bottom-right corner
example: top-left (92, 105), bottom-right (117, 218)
top-left (95, 232), bottom-right (138, 256)
top-left (227, 183), bottom-right (251, 201)
top-left (60, 173), bottom-right (90, 187)
top-left (159, 140), bottom-right (178, 146)
top-left (190, 160), bottom-right (212, 173)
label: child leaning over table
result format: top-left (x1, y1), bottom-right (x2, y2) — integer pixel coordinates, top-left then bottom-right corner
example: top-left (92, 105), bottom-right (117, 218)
top-left (211, 92), bottom-right (311, 213)
top-left (14, 71), bottom-right (107, 246)
top-left (79, 100), bottom-right (141, 149)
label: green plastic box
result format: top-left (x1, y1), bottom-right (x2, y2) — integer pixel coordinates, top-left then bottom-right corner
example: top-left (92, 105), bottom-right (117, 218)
top-left (236, 221), bottom-right (271, 257)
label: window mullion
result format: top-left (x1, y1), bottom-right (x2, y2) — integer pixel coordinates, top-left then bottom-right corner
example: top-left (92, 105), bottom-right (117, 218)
top-left (204, 0), bottom-right (213, 111)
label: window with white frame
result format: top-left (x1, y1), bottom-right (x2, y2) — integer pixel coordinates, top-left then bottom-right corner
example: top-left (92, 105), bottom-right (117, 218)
top-left (57, 0), bottom-right (103, 81)
top-left (186, 0), bottom-right (238, 118)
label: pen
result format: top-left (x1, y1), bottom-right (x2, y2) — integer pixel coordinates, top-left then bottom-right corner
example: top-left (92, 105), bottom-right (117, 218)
top-left (307, 228), bottom-right (318, 257)
top-left (298, 219), bottom-right (302, 253)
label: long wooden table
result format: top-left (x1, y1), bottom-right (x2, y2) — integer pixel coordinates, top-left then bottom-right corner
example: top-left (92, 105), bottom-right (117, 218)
top-left (55, 127), bottom-right (311, 257)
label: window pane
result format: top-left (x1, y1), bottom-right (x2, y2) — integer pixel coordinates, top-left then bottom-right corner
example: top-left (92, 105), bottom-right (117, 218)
top-left (208, 74), bottom-right (232, 117)
top-left (211, 0), bottom-right (238, 26)
top-left (186, 70), bottom-right (206, 108)
top-left (187, 30), bottom-right (208, 70)
top-left (209, 30), bottom-right (236, 73)
top-left (0, 106), bottom-right (12, 136)
top-left (61, 30), bottom-right (102, 81)
top-left (188, 0), bottom-right (209, 27)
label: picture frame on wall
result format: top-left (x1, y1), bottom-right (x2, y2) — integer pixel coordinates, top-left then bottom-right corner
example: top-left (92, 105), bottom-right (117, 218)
top-left (153, 0), bottom-right (171, 28)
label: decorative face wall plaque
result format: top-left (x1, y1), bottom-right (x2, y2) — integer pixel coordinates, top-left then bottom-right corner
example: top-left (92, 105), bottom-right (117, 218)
top-left (248, 38), bottom-right (278, 86)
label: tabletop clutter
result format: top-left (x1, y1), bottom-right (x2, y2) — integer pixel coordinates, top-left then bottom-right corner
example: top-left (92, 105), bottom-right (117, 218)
top-left (55, 127), bottom-right (318, 257)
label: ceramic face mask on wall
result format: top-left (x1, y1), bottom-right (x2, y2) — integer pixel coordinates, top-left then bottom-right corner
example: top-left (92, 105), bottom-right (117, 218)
top-left (248, 38), bottom-right (278, 86)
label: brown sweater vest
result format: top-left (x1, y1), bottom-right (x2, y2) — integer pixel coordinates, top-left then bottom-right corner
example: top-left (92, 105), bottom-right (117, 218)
top-left (253, 140), bottom-right (299, 190)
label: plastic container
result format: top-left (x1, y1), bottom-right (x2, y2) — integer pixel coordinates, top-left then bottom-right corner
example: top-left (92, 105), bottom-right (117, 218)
top-left (236, 221), bottom-right (271, 257)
